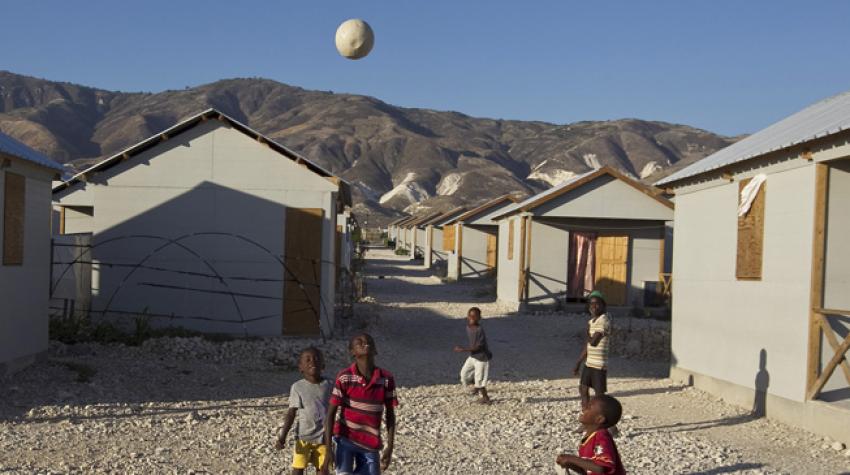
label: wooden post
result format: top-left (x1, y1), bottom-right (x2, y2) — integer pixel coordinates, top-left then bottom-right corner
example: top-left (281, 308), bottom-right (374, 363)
top-left (524, 216), bottom-right (533, 301)
top-left (517, 216), bottom-right (527, 301)
top-left (806, 163), bottom-right (828, 398)
top-left (59, 206), bottom-right (66, 235)
top-left (456, 223), bottom-right (464, 277)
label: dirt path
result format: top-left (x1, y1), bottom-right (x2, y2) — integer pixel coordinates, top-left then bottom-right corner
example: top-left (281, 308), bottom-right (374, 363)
top-left (1, 248), bottom-right (848, 474)
top-left (361, 248), bottom-right (850, 474)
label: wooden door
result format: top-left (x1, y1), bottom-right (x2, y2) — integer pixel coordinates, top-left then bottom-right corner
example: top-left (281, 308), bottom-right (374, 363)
top-left (486, 233), bottom-right (497, 268)
top-left (443, 225), bottom-right (455, 251)
top-left (594, 235), bottom-right (628, 306)
top-left (283, 208), bottom-right (323, 335)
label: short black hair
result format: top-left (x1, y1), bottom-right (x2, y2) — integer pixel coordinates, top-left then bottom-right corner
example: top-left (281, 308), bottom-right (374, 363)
top-left (468, 307), bottom-right (482, 318)
top-left (592, 395), bottom-right (622, 428)
top-left (348, 332), bottom-right (375, 350)
top-left (299, 346), bottom-right (322, 361)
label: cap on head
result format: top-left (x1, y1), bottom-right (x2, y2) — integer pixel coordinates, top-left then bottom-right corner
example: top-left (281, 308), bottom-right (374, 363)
top-left (588, 290), bottom-right (606, 303)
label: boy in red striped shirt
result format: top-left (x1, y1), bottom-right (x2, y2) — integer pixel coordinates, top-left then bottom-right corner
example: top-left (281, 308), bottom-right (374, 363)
top-left (322, 333), bottom-right (398, 475)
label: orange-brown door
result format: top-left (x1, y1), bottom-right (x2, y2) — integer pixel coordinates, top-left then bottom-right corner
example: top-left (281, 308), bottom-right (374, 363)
top-left (283, 208), bottom-right (323, 335)
top-left (486, 233), bottom-right (497, 268)
top-left (594, 236), bottom-right (628, 306)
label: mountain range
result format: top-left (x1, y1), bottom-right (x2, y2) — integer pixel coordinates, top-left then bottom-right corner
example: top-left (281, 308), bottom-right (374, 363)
top-left (0, 71), bottom-right (737, 225)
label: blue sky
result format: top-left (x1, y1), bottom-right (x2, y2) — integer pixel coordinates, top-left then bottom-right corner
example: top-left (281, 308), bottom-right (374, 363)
top-left (2, 1), bottom-right (849, 136)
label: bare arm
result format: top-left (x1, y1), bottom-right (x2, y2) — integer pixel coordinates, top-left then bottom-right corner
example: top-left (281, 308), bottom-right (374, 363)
top-left (275, 407), bottom-right (297, 450)
top-left (453, 343), bottom-right (482, 353)
top-left (588, 331), bottom-right (604, 347)
top-left (321, 402), bottom-right (339, 471)
top-left (381, 407), bottom-right (396, 470)
top-left (556, 454), bottom-right (606, 473)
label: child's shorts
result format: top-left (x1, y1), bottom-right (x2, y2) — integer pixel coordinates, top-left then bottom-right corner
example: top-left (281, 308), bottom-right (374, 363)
top-left (580, 365), bottom-right (607, 394)
top-left (460, 356), bottom-right (490, 388)
top-left (292, 439), bottom-right (327, 469)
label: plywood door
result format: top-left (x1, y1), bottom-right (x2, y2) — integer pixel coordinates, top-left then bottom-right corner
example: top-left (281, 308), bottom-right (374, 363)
top-left (594, 236), bottom-right (628, 305)
top-left (486, 233), bottom-right (497, 268)
top-left (283, 208), bottom-right (324, 335)
top-left (443, 225), bottom-right (455, 251)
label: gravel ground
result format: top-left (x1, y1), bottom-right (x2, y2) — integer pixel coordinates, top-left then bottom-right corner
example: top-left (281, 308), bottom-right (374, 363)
top-left (2, 248), bottom-right (850, 474)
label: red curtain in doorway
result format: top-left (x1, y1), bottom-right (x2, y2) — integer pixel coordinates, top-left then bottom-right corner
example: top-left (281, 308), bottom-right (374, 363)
top-left (568, 232), bottom-right (597, 298)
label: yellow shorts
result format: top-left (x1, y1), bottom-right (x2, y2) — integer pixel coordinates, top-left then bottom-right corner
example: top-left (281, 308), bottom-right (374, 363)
top-left (292, 440), bottom-right (327, 469)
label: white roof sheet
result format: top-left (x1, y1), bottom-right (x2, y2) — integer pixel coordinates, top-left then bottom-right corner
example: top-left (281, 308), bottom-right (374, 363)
top-left (0, 131), bottom-right (63, 171)
top-left (493, 170), bottom-right (596, 219)
top-left (657, 90), bottom-right (850, 186)
top-left (53, 108), bottom-right (341, 193)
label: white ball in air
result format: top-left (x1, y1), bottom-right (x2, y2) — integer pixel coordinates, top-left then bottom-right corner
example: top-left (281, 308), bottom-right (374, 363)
top-left (335, 19), bottom-right (374, 60)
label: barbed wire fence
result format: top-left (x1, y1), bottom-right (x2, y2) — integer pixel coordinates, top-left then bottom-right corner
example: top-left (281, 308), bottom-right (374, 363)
top-left (49, 232), bottom-right (362, 341)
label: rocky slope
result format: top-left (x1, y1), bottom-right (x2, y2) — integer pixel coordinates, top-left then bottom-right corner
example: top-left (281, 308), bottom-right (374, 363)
top-left (0, 71), bottom-right (736, 224)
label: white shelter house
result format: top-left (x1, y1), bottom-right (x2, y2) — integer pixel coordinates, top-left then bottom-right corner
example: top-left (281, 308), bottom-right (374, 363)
top-left (493, 167), bottom-right (673, 310)
top-left (407, 211), bottom-right (442, 261)
top-left (657, 91), bottom-right (850, 443)
top-left (396, 213), bottom-right (429, 257)
top-left (336, 207), bottom-right (354, 276)
top-left (0, 132), bottom-right (63, 376)
top-left (386, 215), bottom-right (409, 248)
top-left (392, 215), bottom-right (416, 253)
top-left (52, 109), bottom-right (350, 337)
top-left (421, 206), bottom-right (466, 270)
top-left (445, 195), bottom-right (518, 281)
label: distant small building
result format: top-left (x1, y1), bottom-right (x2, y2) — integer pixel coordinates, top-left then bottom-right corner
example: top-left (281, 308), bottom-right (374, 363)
top-left (52, 109), bottom-right (350, 337)
top-left (0, 132), bottom-right (63, 376)
top-left (445, 195), bottom-right (519, 281)
top-left (386, 215), bottom-right (410, 248)
top-left (392, 215), bottom-right (417, 253)
top-left (656, 90), bottom-right (850, 444)
top-left (421, 206), bottom-right (466, 270)
top-left (493, 167), bottom-right (673, 309)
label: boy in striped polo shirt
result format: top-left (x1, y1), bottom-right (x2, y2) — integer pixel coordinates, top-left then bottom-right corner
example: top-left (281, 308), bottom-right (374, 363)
top-left (322, 333), bottom-right (398, 475)
top-left (572, 290), bottom-right (612, 410)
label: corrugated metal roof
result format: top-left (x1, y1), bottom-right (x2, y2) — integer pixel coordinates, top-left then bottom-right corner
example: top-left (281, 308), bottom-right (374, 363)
top-left (656, 90), bottom-right (850, 186)
top-left (494, 170), bottom-right (597, 219)
top-left (0, 131), bottom-right (63, 171)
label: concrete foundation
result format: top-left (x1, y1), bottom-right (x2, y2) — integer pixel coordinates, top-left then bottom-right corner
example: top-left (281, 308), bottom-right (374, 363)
top-left (0, 350), bottom-right (47, 378)
top-left (671, 366), bottom-right (850, 445)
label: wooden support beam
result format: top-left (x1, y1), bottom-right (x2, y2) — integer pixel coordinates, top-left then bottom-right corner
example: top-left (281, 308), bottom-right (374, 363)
top-left (816, 312), bottom-right (850, 386)
top-left (517, 216), bottom-right (527, 301)
top-left (523, 217), bottom-right (533, 301)
top-left (59, 206), bottom-right (66, 235)
top-left (806, 163), bottom-right (828, 398)
top-left (721, 172), bottom-right (734, 182)
top-left (802, 149), bottom-right (813, 161)
top-left (807, 333), bottom-right (850, 400)
top-left (456, 223), bottom-right (463, 277)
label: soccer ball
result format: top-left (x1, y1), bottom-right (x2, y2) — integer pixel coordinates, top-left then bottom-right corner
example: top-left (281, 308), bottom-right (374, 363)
top-left (335, 19), bottom-right (374, 60)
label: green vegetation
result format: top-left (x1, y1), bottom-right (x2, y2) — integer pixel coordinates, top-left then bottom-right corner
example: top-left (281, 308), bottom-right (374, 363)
top-left (61, 361), bottom-right (97, 383)
top-left (49, 311), bottom-right (234, 346)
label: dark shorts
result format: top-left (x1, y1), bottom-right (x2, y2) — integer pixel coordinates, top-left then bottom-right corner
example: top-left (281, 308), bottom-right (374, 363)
top-left (580, 365), bottom-right (607, 394)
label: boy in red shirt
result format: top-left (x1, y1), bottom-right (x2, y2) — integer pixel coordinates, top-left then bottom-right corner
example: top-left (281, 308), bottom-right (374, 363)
top-left (322, 333), bottom-right (398, 475)
top-left (556, 395), bottom-right (626, 474)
